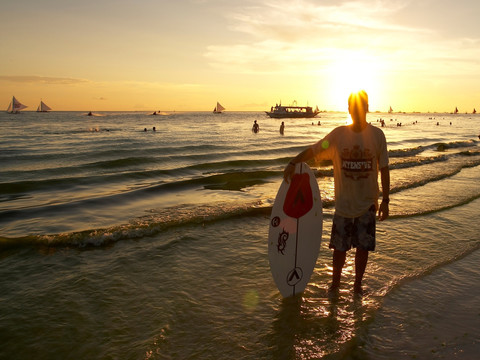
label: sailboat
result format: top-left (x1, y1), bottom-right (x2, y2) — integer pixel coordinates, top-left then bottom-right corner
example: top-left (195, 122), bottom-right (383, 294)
top-left (473, 108), bottom-right (476, 114)
top-left (454, 107), bottom-right (458, 114)
top-left (6, 96), bottom-right (28, 113)
top-left (213, 102), bottom-right (225, 114)
top-left (37, 100), bottom-right (52, 112)
top-left (388, 106), bottom-right (393, 114)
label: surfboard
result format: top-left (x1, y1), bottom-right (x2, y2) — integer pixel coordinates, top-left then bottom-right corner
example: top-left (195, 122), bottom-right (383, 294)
top-left (268, 162), bottom-right (322, 297)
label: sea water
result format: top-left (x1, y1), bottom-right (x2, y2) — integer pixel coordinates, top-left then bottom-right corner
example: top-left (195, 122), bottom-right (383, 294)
top-left (0, 111), bottom-right (479, 359)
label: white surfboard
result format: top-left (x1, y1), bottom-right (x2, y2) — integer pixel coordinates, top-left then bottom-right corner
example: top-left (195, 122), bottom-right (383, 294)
top-left (268, 162), bottom-right (322, 297)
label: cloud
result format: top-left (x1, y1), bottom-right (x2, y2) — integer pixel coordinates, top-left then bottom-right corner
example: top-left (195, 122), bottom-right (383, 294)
top-left (0, 76), bottom-right (205, 93)
top-left (228, 0), bottom-right (418, 42)
top-left (115, 80), bottom-right (203, 90)
top-left (0, 75), bottom-right (89, 85)
top-left (203, 0), bottom-right (464, 75)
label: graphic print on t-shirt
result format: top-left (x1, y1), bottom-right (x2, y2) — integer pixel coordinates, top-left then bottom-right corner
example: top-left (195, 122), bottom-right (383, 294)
top-left (341, 145), bottom-right (374, 180)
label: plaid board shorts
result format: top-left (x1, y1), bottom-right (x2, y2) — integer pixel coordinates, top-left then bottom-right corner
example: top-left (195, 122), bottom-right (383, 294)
top-left (329, 205), bottom-right (376, 252)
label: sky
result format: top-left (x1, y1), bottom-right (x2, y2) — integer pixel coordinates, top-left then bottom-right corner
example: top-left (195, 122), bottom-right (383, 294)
top-left (1, 0), bottom-right (480, 112)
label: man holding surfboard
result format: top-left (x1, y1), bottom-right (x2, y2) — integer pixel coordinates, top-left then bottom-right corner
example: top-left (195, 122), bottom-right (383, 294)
top-left (284, 90), bottom-right (390, 295)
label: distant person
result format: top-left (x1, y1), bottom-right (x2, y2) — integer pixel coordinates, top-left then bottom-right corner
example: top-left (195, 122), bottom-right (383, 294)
top-left (144, 128), bottom-right (147, 132)
top-left (284, 90), bottom-right (390, 295)
top-left (153, 126), bottom-right (156, 131)
top-left (279, 121), bottom-right (285, 135)
top-left (252, 120), bottom-right (259, 133)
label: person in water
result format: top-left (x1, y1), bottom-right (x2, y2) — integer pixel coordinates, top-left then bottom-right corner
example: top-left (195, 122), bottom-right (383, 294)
top-left (279, 121), bottom-right (285, 135)
top-left (252, 120), bottom-right (259, 133)
top-left (284, 90), bottom-right (390, 295)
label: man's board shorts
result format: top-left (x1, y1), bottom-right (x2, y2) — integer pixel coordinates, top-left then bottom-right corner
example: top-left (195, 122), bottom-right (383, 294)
top-left (329, 205), bottom-right (376, 252)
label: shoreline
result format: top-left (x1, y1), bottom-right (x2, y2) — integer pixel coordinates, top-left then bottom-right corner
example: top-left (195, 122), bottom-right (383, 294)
top-left (361, 248), bottom-right (480, 359)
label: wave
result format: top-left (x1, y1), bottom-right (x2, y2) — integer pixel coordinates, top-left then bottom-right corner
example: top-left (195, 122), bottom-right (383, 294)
top-left (3, 148), bottom-right (477, 199)
top-left (3, 152), bottom-right (480, 220)
top-left (388, 146), bottom-right (425, 158)
top-left (0, 162), bottom-right (284, 200)
top-left (81, 156), bottom-right (156, 169)
top-left (0, 202), bottom-right (272, 250)
top-left (2, 194), bottom-right (477, 252)
top-left (433, 139), bottom-right (478, 149)
top-left (388, 139), bottom-right (477, 158)
top-left (376, 241), bottom-right (480, 298)
top-left (0, 168), bottom-right (281, 221)
top-left (389, 155), bottom-right (447, 169)
top-left (2, 177), bottom-right (479, 251)
top-left (388, 192), bottom-right (480, 219)
top-left (3, 138), bottom-right (476, 194)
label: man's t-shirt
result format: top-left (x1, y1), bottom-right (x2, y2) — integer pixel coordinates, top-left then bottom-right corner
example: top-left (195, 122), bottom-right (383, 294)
top-left (311, 124), bottom-right (389, 218)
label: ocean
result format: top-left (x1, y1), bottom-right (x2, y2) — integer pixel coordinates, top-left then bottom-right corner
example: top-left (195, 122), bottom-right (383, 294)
top-left (0, 110), bottom-right (479, 359)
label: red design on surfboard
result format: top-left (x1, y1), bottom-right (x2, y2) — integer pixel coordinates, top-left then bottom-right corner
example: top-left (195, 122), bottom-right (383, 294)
top-left (283, 173), bottom-right (313, 219)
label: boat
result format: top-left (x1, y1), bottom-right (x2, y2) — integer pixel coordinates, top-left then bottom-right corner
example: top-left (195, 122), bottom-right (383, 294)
top-left (388, 106), bottom-right (393, 113)
top-left (213, 102), bottom-right (225, 114)
top-left (265, 103), bottom-right (319, 118)
top-left (473, 108), bottom-right (476, 114)
top-left (454, 107), bottom-right (458, 114)
top-left (6, 96), bottom-right (28, 113)
top-left (36, 100), bottom-right (52, 112)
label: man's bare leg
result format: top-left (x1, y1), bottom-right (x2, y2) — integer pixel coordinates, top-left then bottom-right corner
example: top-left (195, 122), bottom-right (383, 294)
top-left (354, 248), bottom-right (369, 294)
top-left (330, 249), bottom-right (347, 291)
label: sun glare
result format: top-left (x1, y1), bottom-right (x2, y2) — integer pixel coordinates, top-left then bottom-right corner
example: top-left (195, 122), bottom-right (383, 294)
top-left (325, 53), bottom-right (382, 111)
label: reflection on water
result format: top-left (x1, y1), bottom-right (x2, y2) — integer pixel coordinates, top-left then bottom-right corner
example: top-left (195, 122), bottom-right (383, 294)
top-left (266, 289), bottom-right (377, 359)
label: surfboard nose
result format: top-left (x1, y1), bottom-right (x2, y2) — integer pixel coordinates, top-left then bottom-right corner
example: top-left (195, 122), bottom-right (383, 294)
top-left (283, 173), bottom-right (313, 218)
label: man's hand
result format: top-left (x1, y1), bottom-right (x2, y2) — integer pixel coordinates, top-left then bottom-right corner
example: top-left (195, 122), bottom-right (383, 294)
top-left (283, 163), bottom-right (296, 183)
top-left (378, 201), bottom-right (389, 221)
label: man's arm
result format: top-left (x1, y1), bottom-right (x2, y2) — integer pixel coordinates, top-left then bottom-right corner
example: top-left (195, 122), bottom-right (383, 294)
top-left (378, 165), bottom-right (390, 221)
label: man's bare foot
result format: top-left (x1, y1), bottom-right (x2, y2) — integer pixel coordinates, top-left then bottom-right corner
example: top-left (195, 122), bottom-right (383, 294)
top-left (328, 283), bottom-right (340, 295)
top-left (354, 282), bottom-right (363, 295)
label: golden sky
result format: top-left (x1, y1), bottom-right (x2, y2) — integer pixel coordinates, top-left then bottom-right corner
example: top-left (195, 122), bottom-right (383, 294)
top-left (2, 0), bottom-right (480, 112)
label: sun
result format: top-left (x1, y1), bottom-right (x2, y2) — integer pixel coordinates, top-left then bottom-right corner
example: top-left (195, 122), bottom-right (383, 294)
top-left (325, 52), bottom-right (382, 111)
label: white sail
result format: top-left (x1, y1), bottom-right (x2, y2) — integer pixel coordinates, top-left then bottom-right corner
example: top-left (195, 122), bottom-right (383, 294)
top-left (37, 101), bottom-right (52, 112)
top-left (214, 102), bottom-right (225, 113)
top-left (7, 96), bottom-right (28, 113)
